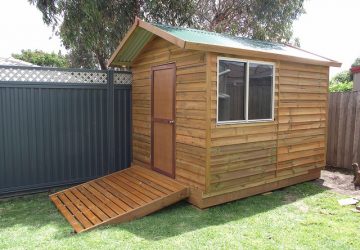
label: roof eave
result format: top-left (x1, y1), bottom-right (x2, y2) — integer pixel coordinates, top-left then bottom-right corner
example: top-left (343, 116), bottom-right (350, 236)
top-left (108, 18), bottom-right (186, 67)
top-left (185, 42), bottom-right (342, 67)
top-left (138, 20), bottom-right (186, 49)
top-left (108, 18), bottom-right (141, 67)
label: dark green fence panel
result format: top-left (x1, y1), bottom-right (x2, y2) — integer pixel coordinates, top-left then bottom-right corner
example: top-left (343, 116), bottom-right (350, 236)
top-left (0, 66), bottom-right (132, 196)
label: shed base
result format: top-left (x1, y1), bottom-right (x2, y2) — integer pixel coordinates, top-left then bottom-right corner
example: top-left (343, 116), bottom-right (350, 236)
top-left (187, 169), bottom-right (321, 209)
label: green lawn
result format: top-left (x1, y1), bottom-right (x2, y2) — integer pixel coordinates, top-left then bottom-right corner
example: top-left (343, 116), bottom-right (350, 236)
top-left (0, 182), bottom-right (359, 250)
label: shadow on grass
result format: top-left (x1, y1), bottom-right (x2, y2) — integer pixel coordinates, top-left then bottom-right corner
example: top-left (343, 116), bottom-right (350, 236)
top-left (0, 182), bottom-right (327, 241)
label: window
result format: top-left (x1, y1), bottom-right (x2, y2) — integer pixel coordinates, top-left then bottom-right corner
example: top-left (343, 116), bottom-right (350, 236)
top-left (217, 57), bottom-right (274, 124)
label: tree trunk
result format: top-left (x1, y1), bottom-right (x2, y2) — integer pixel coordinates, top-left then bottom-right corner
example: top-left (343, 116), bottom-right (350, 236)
top-left (95, 51), bottom-right (107, 70)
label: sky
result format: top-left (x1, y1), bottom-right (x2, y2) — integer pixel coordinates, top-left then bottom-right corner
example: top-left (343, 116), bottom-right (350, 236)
top-left (0, 0), bottom-right (359, 77)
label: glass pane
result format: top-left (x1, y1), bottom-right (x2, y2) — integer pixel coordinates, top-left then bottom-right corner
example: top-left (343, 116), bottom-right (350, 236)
top-left (248, 63), bottom-right (273, 120)
top-left (218, 60), bottom-right (246, 122)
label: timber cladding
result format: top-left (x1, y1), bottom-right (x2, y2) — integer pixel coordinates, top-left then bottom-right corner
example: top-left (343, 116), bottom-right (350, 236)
top-left (207, 52), bottom-right (328, 197)
top-left (132, 37), bottom-right (207, 190)
top-left (131, 36), bottom-right (329, 204)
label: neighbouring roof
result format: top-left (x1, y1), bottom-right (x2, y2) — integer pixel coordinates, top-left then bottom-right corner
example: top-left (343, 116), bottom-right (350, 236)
top-left (0, 57), bottom-right (38, 67)
top-left (108, 18), bottom-right (341, 67)
top-left (351, 66), bottom-right (360, 74)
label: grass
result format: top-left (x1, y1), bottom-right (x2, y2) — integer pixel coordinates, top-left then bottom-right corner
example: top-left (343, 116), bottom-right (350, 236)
top-left (0, 182), bottom-right (359, 250)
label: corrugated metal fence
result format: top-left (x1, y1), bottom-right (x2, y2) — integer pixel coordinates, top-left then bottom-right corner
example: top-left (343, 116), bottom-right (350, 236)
top-left (327, 91), bottom-right (360, 169)
top-left (0, 66), bottom-right (132, 196)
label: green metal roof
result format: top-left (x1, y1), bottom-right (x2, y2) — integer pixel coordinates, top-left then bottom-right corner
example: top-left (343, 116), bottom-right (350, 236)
top-left (154, 23), bottom-right (285, 49)
top-left (109, 19), bottom-right (340, 67)
top-left (153, 23), bottom-right (335, 64)
top-left (112, 27), bottom-right (153, 66)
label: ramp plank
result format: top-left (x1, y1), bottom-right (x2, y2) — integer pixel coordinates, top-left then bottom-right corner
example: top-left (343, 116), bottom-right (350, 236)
top-left (57, 193), bottom-right (93, 229)
top-left (89, 181), bottom-right (133, 211)
top-left (50, 165), bottom-right (189, 233)
top-left (50, 196), bottom-right (84, 233)
top-left (123, 171), bottom-right (171, 196)
top-left (77, 185), bottom-right (119, 217)
top-left (64, 190), bottom-right (102, 225)
top-left (71, 188), bottom-right (109, 221)
top-left (95, 179), bottom-right (141, 208)
top-left (108, 175), bottom-right (154, 202)
top-left (114, 173), bottom-right (160, 200)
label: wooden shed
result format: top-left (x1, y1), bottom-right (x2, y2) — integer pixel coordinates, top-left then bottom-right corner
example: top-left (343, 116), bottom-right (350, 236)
top-left (51, 18), bottom-right (341, 233)
top-left (107, 18), bottom-right (340, 208)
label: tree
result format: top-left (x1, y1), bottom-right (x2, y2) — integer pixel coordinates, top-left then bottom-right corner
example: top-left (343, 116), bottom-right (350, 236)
top-left (194, 0), bottom-right (304, 43)
top-left (29, 0), bottom-right (305, 69)
top-left (329, 71), bottom-right (353, 93)
top-left (12, 49), bottom-right (69, 67)
top-left (29, 0), bottom-right (194, 69)
top-left (330, 70), bottom-right (352, 85)
top-left (352, 57), bottom-right (360, 67)
top-left (67, 44), bottom-right (98, 69)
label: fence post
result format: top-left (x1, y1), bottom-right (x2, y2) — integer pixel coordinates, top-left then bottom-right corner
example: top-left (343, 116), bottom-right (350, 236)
top-left (107, 69), bottom-right (115, 171)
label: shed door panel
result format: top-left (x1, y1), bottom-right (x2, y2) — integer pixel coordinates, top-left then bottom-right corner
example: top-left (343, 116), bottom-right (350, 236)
top-left (151, 63), bottom-right (176, 178)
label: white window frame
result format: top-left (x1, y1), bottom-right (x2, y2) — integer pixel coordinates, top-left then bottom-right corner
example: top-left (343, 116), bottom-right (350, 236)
top-left (216, 56), bottom-right (275, 125)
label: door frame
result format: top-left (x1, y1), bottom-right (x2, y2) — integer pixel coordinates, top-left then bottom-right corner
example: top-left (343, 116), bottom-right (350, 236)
top-left (151, 62), bottom-right (176, 178)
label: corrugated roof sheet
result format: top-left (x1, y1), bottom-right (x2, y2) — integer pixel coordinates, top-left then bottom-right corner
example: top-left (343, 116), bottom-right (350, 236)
top-left (112, 27), bottom-right (153, 66)
top-left (153, 23), bottom-right (334, 64)
top-left (108, 19), bottom-right (340, 67)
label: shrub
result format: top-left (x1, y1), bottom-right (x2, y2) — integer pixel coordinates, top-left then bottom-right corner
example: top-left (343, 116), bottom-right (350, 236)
top-left (330, 71), bottom-right (352, 85)
top-left (329, 81), bottom-right (353, 92)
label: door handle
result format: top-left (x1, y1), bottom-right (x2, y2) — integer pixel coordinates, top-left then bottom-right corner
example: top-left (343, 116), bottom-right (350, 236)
top-left (168, 120), bottom-right (175, 124)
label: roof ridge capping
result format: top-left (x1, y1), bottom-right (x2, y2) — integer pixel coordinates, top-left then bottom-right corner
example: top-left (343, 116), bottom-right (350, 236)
top-left (108, 18), bottom-right (341, 68)
top-left (152, 22), bottom-right (283, 46)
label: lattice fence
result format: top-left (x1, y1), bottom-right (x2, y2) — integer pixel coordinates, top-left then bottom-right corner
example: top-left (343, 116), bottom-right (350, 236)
top-left (0, 65), bottom-right (131, 85)
top-left (114, 72), bottom-right (132, 85)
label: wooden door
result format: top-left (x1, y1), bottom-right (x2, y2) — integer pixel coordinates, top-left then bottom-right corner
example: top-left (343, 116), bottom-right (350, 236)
top-left (151, 63), bottom-right (176, 178)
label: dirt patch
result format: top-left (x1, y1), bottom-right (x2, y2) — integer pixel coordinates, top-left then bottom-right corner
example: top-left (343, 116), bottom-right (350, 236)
top-left (283, 193), bottom-right (298, 203)
top-left (312, 167), bottom-right (360, 198)
top-left (282, 193), bottom-right (309, 212)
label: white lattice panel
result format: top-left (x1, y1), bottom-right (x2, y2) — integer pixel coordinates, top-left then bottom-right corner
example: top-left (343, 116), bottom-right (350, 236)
top-left (114, 73), bottom-right (132, 85)
top-left (0, 67), bottom-right (108, 84)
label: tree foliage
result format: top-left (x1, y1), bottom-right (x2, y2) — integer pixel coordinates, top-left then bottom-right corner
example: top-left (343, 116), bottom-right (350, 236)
top-left (330, 70), bottom-right (352, 85)
top-left (12, 49), bottom-right (69, 68)
top-left (352, 57), bottom-right (360, 67)
top-left (329, 82), bottom-right (353, 92)
top-left (194, 0), bottom-right (304, 42)
top-left (29, 0), bottom-right (305, 69)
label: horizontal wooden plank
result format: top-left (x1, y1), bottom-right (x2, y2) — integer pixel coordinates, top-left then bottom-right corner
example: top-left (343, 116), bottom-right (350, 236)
top-left (278, 121), bottom-right (326, 132)
top-left (279, 92), bottom-right (327, 101)
top-left (211, 124), bottom-right (277, 138)
top-left (278, 114), bottom-right (326, 124)
top-left (279, 61), bottom-right (328, 74)
top-left (211, 155), bottom-right (277, 174)
top-left (278, 141), bottom-right (325, 154)
top-left (278, 147), bottom-right (325, 162)
top-left (279, 69), bottom-right (328, 80)
top-left (210, 164), bottom-right (277, 184)
top-left (211, 140), bottom-right (277, 156)
top-left (211, 132), bottom-right (277, 147)
top-left (211, 148), bottom-right (276, 166)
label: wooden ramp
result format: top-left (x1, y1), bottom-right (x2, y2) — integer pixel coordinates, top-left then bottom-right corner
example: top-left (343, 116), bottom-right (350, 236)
top-left (50, 165), bottom-right (189, 233)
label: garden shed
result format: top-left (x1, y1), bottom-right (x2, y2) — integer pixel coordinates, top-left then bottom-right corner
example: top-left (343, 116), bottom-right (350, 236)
top-left (51, 18), bottom-right (341, 232)
top-left (108, 17), bottom-right (341, 206)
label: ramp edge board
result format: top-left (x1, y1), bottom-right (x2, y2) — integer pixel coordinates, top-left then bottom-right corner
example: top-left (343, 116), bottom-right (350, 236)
top-left (50, 166), bottom-right (189, 233)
